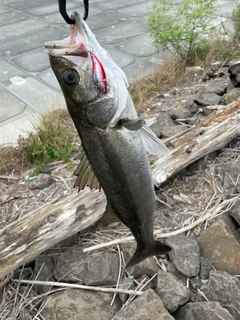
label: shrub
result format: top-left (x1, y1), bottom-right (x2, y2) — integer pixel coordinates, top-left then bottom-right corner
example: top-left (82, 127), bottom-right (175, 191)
top-left (147, 0), bottom-right (217, 65)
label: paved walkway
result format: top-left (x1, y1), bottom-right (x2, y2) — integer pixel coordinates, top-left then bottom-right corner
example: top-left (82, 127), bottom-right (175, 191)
top-left (0, 0), bottom-right (238, 145)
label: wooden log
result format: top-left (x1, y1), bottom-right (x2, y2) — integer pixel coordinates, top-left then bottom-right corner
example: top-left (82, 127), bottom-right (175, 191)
top-left (0, 99), bottom-right (239, 279)
top-left (0, 190), bottom-right (106, 279)
top-left (152, 99), bottom-right (240, 185)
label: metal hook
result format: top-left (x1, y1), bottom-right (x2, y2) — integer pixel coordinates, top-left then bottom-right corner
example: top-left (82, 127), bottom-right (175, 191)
top-left (58, 0), bottom-right (89, 24)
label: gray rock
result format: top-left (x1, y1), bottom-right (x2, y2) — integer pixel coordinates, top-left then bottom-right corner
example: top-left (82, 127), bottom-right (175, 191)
top-left (174, 301), bottom-right (234, 320)
top-left (163, 260), bottom-right (188, 285)
top-left (150, 113), bottom-right (186, 138)
top-left (118, 277), bottom-right (134, 304)
top-left (165, 234), bottom-right (200, 277)
top-left (198, 214), bottom-right (240, 275)
top-left (223, 88), bottom-right (240, 104)
top-left (54, 247), bottom-right (119, 285)
top-left (214, 162), bottom-right (240, 196)
top-left (42, 289), bottom-right (120, 320)
top-left (28, 173), bottom-right (55, 190)
top-left (170, 105), bottom-right (192, 120)
top-left (206, 82), bottom-right (227, 95)
top-left (199, 256), bottom-right (212, 281)
top-left (230, 199), bottom-right (240, 226)
top-left (202, 270), bottom-right (240, 318)
top-left (194, 92), bottom-right (222, 107)
top-left (113, 289), bottom-right (174, 320)
top-left (185, 100), bottom-right (199, 114)
top-left (161, 125), bottom-right (186, 138)
top-left (157, 213), bottom-right (179, 231)
top-left (156, 270), bottom-right (190, 312)
top-left (34, 254), bottom-right (55, 293)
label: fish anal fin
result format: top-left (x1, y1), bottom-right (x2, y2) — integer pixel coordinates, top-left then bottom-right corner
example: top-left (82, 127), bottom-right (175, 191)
top-left (121, 117), bottom-right (145, 131)
top-left (101, 202), bottom-right (121, 227)
top-left (126, 240), bottom-right (171, 268)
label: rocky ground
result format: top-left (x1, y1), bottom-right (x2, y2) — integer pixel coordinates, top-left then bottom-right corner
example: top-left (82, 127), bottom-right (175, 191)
top-left (0, 61), bottom-right (240, 320)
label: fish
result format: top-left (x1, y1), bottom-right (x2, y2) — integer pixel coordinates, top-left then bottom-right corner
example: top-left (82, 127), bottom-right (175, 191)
top-left (45, 11), bottom-right (171, 267)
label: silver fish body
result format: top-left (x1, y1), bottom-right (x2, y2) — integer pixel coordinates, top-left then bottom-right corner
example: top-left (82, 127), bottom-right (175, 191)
top-left (46, 12), bottom-right (171, 266)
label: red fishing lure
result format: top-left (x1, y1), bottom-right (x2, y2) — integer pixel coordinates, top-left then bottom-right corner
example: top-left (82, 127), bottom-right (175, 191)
top-left (90, 52), bottom-right (107, 94)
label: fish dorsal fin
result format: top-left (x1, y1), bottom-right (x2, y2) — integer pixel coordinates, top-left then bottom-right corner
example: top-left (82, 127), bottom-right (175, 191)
top-left (74, 146), bottom-right (100, 190)
top-left (101, 202), bottom-right (121, 226)
top-left (140, 124), bottom-right (170, 156)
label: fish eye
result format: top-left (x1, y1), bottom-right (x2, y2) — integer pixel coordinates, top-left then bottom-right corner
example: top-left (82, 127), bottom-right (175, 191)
top-left (62, 69), bottom-right (79, 85)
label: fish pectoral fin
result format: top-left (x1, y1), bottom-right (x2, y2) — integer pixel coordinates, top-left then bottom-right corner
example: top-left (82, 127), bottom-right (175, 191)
top-left (120, 117), bottom-right (145, 131)
top-left (74, 146), bottom-right (100, 190)
top-left (101, 202), bottom-right (121, 226)
top-left (126, 241), bottom-right (171, 268)
top-left (155, 197), bottom-right (171, 213)
top-left (140, 124), bottom-right (170, 156)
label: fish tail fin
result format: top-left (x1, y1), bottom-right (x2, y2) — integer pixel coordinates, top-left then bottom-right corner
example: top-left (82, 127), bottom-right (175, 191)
top-left (126, 241), bottom-right (171, 268)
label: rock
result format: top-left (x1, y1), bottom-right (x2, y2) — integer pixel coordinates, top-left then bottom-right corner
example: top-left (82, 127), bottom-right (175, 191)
top-left (54, 247), bottom-right (119, 285)
top-left (42, 289), bottom-right (120, 320)
top-left (156, 270), bottom-right (190, 312)
top-left (205, 82), bottom-right (227, 95)
top-left (228, 62), bottom-right (240, 87)
top-left (202, 270), bottom-right (240, 318)
top-left (150, 113), bottom-right (186, 138)
top-left (34, 254), bottom-right (55, 294)
top-left (194, 92), bottom-right (222, 107)
top-left (113, 289), bottom-right (174, 320)
top-left (185, 66), bottom-right (203, 75)
top-left (165, 234), bottom-right (200, 277)
top-left (118, 277), bottom-right (134, 304)
top-left (170, 105), bottom-right (192, 120)
top-left (214, 162), bottom-right (240, 196)
top-left (185, 100), bottom-right (199, 114)
top-left (157, 213), bottom-right (179, 231)
top-left (163, 260), bottom-right (188, 285)
top-left (198, 214), bottom-right (240, 275)
top-left (28, 173), bottom-right (55, 190)
top-left (230, 199), bottom-right (240, 226)
top-left (150, 113), bottom-right (174, 137)
top-left (223, 88), bottom-right (240, 104)
top-left (19, 309), bottom-right (33, 320)
top-left (174, 301), bottom-right (234, 320)
top-left (199, 256), bottom-right (212, 281)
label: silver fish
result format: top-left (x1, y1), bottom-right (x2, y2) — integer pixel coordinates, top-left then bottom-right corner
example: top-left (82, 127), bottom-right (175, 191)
top-left (45, 11), bottom-right (171, 267)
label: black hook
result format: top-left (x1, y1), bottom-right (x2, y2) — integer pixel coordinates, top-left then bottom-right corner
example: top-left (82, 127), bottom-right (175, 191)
top-left (58, 0), bottom-right (89, 24)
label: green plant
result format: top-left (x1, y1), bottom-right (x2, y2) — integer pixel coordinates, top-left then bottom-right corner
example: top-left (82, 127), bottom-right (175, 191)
top-left (18, 112), bottom-right (77, 173)
top-left (232, 3), bottom-right (240, 39)
top-left (147, 0), bottom-right (217, 65)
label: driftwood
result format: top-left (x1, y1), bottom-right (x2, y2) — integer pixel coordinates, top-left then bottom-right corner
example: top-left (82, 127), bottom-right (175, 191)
top-left (0, 99), bottom-right (240, 279)
top-left (152, 99), bottom-right (240, 185)
top-left (0, 190), bottom-right (106, 279)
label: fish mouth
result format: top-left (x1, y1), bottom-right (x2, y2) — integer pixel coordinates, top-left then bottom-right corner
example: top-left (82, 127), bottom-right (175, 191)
top-left (45, 11), bottom-right (90, 66)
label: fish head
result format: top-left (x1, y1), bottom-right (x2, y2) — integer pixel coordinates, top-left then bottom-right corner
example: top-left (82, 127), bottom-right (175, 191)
top-left (45, 11), bottom-right (130, 127)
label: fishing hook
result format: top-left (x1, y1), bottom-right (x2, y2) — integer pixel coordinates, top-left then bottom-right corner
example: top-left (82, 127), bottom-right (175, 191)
top-left (58, 0), bottom-right (89, 24)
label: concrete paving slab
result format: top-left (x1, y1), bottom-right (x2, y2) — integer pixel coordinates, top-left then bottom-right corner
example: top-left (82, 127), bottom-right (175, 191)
top-left (118, 2), bottom-right (154, 17)
top-left (25, 1), bottom-right (77, 16)
top-left (8, 0), bottom-right (56, 10)
top-left (0, 18), bottom-right (48, 41)
top-left (0, 111), bottom-right (41, 146)
top-left (0, 5), bottom-right (12, 15)
top-left (0, 26), bottom-right (68, 57)
top-left (0, 85), bottom-right (26, 122)
top-left (117, 33), bottom-right (157, 57)
top-left (11, 48), bottom-right (50, 73)
top-left (0, 11), bottom-right (28, 27)
top-left (6, 77), bottom-right (65, 114)
top-left (0, 59), bottom-right (26, 84)
top-left (87, 12), bottom-right (129, 31)
top-left (100, 0), bottom-right (146, 10)
top-left (124, 60), bottom-right (159, 84)
top-left (94, 19), bottom-right (146, 44)
top-left (107, 48), bottom-right (135, 69)
top-left (37, 68), bottom-right (61, 91)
